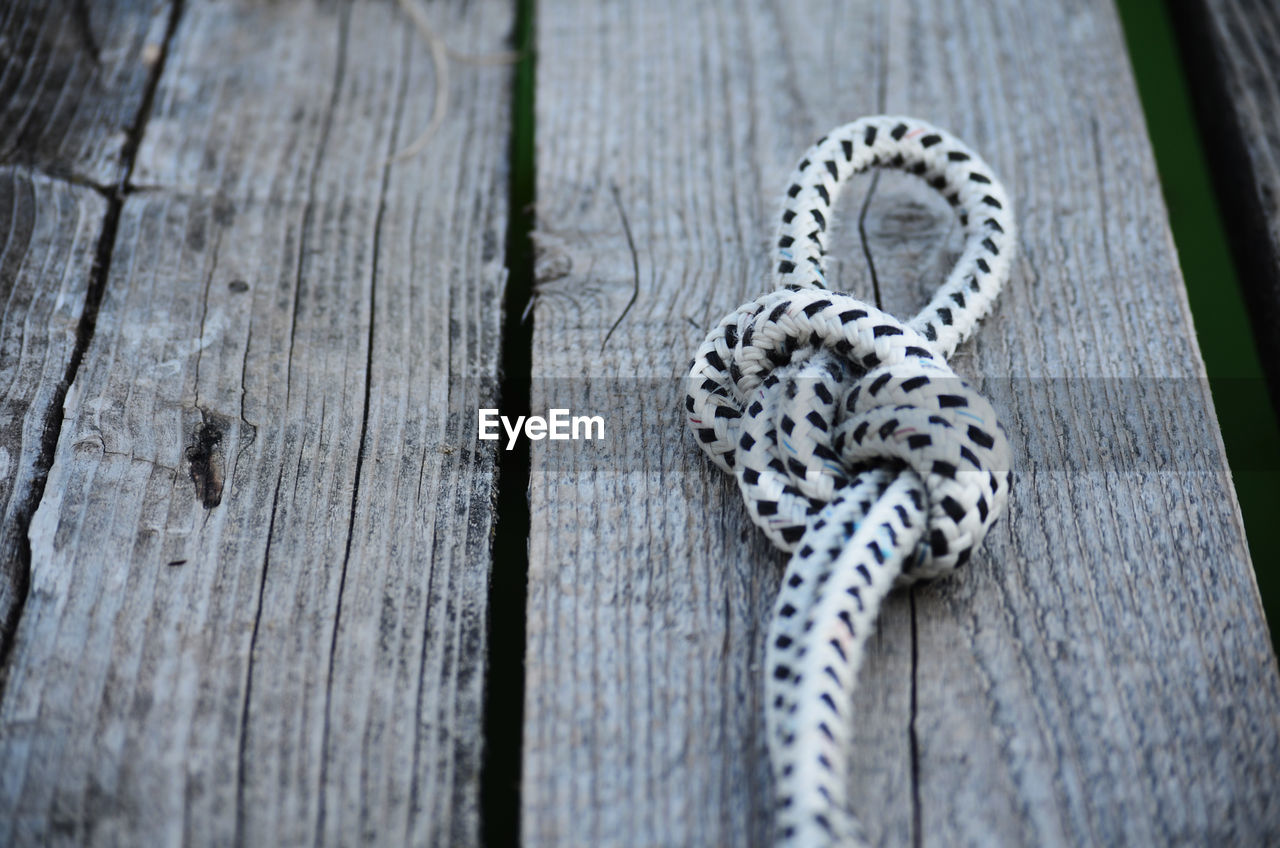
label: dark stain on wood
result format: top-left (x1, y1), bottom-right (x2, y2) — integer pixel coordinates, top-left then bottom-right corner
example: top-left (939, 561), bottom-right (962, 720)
top-left (185, 417), bottom-right (225, 508)
top-left (212, 196), bottom-right (235, 226)
top-left (71, 0), bottom-right (102, 65)
top-left (185, 218), bottom-right (206, 252)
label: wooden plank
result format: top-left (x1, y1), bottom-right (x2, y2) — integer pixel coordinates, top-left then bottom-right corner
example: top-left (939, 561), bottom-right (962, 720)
top-left (0, 174), bottom-right (104, 654)
top-left (523, 1), bottom-right (1280, 845)
top-left (0, 0), bottom-right (171, 654)
top-left (0, 1), bottom-right (511, 844)
top-left (1174, 0), bottom-right (1280, 407)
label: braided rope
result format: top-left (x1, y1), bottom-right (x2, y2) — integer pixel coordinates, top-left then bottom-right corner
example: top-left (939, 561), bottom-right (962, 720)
top-left (684, 116), bottom-right (1016, 846)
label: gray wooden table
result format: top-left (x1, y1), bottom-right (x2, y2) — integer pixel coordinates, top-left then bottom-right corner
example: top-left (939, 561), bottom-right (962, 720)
top-left (0, 0), bottom-right (1277, 846)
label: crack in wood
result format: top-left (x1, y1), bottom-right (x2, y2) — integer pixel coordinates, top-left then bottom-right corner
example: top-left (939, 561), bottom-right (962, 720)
top-left (0, 0), bottom-right (186, 686)
top-left (314, 4), bottom-right (408, 840)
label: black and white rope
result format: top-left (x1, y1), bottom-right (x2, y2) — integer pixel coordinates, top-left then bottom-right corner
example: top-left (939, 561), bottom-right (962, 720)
top-left (685, 116), bottom-right (1016, 846)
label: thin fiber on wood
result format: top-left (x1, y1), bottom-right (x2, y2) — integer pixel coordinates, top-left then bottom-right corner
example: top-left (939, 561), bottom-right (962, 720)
top-left (523, 1), bottom-right (1280, 845)
top-left (0, 1), bottom-right (511, 845)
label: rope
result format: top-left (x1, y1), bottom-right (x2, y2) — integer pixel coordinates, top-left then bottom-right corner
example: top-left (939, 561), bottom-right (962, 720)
top-left (684, 116), bottom-right (1016, 846)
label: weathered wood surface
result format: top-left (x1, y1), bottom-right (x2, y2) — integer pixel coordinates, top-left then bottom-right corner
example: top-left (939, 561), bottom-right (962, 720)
top-left (0, 0), bottom-right (170, 666)
top-left (1175, 0), bottom-right (1280, 410)
top-left (0, 1), bottom-right (512, 845)
top-left (0, 0), bottom-right (169, 187)
top-left (523, 1), bottom-right (1280, 846)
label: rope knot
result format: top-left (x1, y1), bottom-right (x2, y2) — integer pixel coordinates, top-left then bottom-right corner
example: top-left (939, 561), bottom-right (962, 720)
top-left (682, 116), bottom-right (1019, 847)
top-left (688, 285), bottom-right (1009, 580)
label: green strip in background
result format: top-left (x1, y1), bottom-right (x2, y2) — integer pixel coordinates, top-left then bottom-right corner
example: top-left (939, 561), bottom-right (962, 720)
top-left (1114, 0), bottom-right (1280, 645)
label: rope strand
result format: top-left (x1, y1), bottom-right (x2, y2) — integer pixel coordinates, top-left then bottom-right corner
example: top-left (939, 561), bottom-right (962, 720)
top-left (685, 116), bottom-right (1016, 846)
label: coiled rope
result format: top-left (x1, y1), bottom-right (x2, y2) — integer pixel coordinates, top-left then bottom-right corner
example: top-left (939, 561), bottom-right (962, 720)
top-left (685, 116), bottom-right (1016, 846)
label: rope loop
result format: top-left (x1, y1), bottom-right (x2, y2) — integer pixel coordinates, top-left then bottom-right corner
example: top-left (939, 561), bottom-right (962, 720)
top-left (684, 116), bottom-right (1016, 846)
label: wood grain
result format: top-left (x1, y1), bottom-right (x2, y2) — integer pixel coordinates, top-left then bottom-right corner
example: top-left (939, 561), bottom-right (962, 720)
top-left (0, 0), bottom-right (170, 186)
top-left (0, 0), bottom-right (172, 663)
top-left (0, 173), bottom-right (105, 656)
top-left (523, 1), bottom-right (1280, 845)
top-left (0, 1), bottom-right (511, 844)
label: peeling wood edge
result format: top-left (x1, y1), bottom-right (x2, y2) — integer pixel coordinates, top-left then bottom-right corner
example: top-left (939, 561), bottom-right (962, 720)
top-left (1167, 0), bottom-right (1280, 417)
